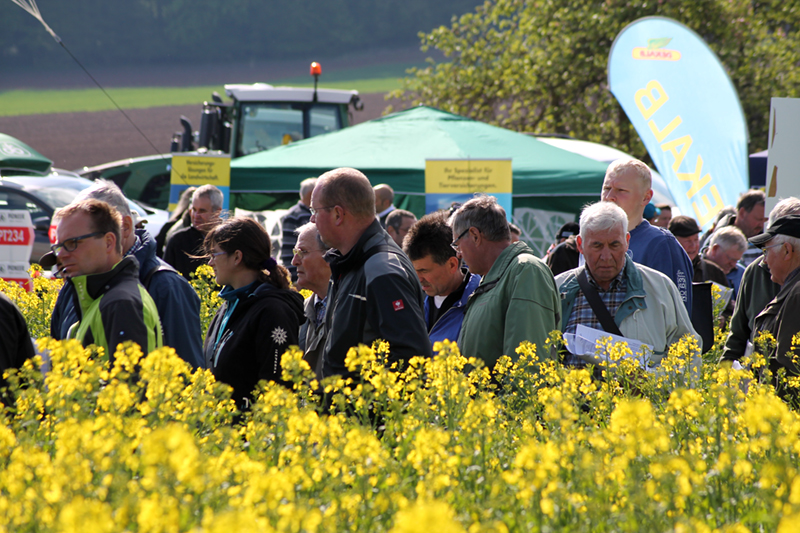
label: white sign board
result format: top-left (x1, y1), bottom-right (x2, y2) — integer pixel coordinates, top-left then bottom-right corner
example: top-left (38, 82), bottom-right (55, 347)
top-left (766, 98), bottom-right (800, 213)
top-left (0, 210), bottom-right (34, 290)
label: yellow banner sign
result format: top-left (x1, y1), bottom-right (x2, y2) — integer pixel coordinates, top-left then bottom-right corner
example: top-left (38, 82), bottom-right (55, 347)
top-left (425, 160), bottom-right (512, 194)
top-left (171, 152), bottom-right (231, 187)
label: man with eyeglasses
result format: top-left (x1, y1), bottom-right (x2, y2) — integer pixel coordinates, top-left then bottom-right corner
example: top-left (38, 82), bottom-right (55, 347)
top-left (46, 180), bottom-right (203, 368)
top-left (291, 222), bottom-right (331, 379)
top-left (450, 195), bottom-right (560, 369)
top-left (739, 214), bottom-right (800, 400)
top-left (310, 167), bottom-right (432, 381)
top-left (49, 199), bottom-right (162, 359)
top-left (721, 197), bottom-right (800, 364)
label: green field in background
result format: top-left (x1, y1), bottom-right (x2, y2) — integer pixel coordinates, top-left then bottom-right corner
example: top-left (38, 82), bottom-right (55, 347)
top-left (0, 77), bottom-right (403, 117)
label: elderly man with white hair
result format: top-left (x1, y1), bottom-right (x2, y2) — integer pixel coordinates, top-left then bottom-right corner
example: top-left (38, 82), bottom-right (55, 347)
top-left (556, 201), bottom-right (699, 367)
top-left (601, 158), bottom-right (693, 313)
top-left (721, 197), bottom-right (800, 362)
top-left (744, 214), bottom-right (800, 390)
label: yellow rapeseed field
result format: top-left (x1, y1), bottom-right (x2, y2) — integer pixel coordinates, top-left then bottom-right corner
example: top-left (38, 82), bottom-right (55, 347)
top-left (1, 268), bottom-right (799, 532)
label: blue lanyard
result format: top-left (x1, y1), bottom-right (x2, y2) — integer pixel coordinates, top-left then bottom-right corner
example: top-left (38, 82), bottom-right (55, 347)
top-left (214, 298), bottom-right (239, 353)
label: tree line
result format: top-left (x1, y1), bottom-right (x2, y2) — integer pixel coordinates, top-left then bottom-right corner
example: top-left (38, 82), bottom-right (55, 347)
top-left (390, 0), bottom-right (800, 156)
top-left (1, 0), bottom-right (479, 69)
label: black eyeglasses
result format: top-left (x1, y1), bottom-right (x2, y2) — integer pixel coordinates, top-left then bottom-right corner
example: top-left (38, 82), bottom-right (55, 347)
top-left (451, 227), bottom-right (471, 251)
top-left (51, 232), bottom-right (105, 255)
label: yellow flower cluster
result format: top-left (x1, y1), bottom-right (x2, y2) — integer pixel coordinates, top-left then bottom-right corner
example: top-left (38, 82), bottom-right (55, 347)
top-left (0, 335), bottom-right (796, 532)
top-left (2, 268), bottom-right (800, 531)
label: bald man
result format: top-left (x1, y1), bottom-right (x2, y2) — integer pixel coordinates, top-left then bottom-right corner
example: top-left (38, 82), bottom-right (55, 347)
top-left (311, 169), bottom-right (432, 380)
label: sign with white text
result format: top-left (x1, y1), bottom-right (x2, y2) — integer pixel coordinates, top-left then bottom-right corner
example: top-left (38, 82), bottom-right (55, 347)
top-left (0, 210), bottom-right (34, 290)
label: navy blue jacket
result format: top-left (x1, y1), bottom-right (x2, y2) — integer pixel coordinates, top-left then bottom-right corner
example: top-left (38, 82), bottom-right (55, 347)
top-left (51, 230), bottom-right (204, 368)
top-left (425, 272), bottom-right (481, 348)
top-left (628, 220), bottom-right (693, 314)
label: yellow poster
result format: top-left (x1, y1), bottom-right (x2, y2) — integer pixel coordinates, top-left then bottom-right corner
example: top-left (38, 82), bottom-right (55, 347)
top-left (169, 152), bottom-right (231, 211)
top-left (424, 159), bottom-right (512, 216)
top-left (425, 159), bottom-right (512, 193)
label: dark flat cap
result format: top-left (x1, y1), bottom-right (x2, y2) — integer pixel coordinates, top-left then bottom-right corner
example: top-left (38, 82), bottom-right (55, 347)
top-left (556, 221), bottom-right (579, 240)
top-left (749, 214), bottom-right (800, 247)
top-left (668, 215), bottom-right (701, 237)
top-left (38, 251), bottom-right (57, 269)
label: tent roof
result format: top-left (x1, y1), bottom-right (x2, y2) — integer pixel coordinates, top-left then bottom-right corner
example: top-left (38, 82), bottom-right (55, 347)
top-left (231, 106), bottom-right (609, 196)
top-left (0, 133), bottom-right (52, 175)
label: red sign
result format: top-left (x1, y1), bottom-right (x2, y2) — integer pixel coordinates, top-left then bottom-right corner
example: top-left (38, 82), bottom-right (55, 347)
top-left (0, 226), bottom-right (33, 246)
top-left (392, 299), bottom-right (405, 311)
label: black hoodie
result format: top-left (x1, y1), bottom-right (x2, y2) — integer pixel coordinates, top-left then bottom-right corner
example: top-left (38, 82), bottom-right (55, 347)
top-left (203, 280), bottom-right (305, 409)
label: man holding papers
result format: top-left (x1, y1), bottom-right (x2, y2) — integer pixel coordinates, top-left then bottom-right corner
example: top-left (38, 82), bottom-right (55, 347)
top-left (555, 202), bottom-right (699, 368)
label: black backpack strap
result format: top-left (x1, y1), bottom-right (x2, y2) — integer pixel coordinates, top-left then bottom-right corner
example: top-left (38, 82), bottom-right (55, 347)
top-left (143, 262), bottom-right (179, 290)
top-left (576, 269), bottom-right (623, 336)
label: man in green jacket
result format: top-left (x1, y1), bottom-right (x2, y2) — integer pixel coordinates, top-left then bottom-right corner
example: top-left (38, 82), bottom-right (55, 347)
top-left (451, 195), bottom-right (560, 368)
top-left (53, 199), bottom-right (162, 360)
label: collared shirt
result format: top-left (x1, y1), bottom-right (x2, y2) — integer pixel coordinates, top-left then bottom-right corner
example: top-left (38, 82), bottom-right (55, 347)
top-left (563, 267), bottom-right (628, 366)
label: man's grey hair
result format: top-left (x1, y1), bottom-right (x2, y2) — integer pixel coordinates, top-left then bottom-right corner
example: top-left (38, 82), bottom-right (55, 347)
top-left (192, 184), bottom-right (224, 210)
top-left (295, 222), bottom-right (330, 252)
top-left (605, 158), bottom-right (652, 191)
top-left (299, 178), bottom-right (317, 200)
top-left (448, 195), bottom-right (511, 242)
top-left (709, 225), bottom-right (747, 252)
top-left (579, 201), bottom-right (628, 241)
top-left (771, 233), bottom-right (800, 252)
top-left (768, 197), bottom-right (800, 227)
top-left (73, 179), bottom-right (132, 218)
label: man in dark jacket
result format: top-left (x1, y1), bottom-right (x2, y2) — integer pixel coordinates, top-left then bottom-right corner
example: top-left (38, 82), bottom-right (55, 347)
top-left (51, 199), bottom-right (162, 358)
top-left (47, 181), bottom-right (204, 368)
top-left (403, 210), bottom-right (480, 349)
top-left (745, 215), bottom-right (800, 399)
top-left (164, 184), bottom-right (222, 279)
top-left (669, 215), bottom-right (729, 286)
top-left (721, 197), bottom-right (800, 362)
top-left (280, 178), bottom-right (316, 283)
top-left (310, 168), bottom-right (433, 380)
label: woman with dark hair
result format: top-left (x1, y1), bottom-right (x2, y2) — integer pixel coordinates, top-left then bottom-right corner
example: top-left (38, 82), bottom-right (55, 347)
top-left (203, 216), bottom-right (305, 410)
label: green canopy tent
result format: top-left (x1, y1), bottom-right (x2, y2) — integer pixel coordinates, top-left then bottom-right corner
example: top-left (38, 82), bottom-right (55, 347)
top-left (0, 133), bottom-right (52, 175)
top-left (230, 106), bottom-right (610, 255)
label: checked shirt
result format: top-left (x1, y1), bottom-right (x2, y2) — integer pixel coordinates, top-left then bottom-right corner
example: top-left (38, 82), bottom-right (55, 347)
top-left (563, 268), bottom-right (627, 366)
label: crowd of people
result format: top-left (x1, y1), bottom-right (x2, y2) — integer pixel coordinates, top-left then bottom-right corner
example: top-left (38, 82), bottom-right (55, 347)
top-left (2, 157), bottom-right (800, 407)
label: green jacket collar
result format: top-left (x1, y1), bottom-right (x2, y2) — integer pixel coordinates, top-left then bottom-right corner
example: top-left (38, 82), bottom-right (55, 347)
top-left (481, 241), bottom-right (535, 285)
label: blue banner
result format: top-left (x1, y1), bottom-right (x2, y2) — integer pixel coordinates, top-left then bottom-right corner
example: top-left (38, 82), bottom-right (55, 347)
top-left (608, 17), bottom-right (749, 230)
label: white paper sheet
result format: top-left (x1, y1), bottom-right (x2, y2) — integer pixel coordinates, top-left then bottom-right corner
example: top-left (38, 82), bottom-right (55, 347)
top-left (563, 324), bottom-right (654, 367)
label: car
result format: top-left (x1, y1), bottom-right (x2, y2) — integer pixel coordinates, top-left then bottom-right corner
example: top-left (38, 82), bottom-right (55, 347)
top-left (0, 170), bottom-right (168, 264)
